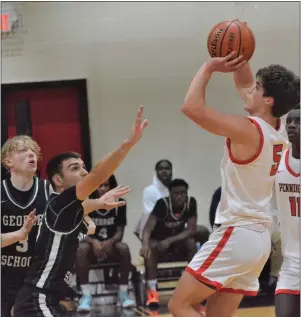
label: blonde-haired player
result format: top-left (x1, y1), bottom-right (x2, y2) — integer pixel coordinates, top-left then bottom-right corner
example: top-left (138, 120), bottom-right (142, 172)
top-left (1, 135), bottom-right (52, 317)
top-left (274, 108), bottom-right (300, 317)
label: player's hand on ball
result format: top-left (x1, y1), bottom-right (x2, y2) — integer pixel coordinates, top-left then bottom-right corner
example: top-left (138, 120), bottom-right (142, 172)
top-left (207, 52), bottom-right (246, 73)
top-left (99, 185), bottom-right (131, 210)
top-left (19, 209), bottom-right (37, 240)
top-left (127, 105), bottom-right (148, 146)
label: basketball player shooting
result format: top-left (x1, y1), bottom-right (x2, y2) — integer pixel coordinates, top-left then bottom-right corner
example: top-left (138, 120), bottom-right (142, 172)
top-left (274, 108), bottom-right (300, 317)
top-left (13, 106), bottom-right (148, 317)
top-left (168, 53), bottom-right (299, 316)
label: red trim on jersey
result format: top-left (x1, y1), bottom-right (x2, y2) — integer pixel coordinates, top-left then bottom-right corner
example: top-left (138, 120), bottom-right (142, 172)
top-left (285, 148), bottom-right (300, 177)
top-left (197, 227), bottom-right (234, 274)
top-left (226, 118), bottom-right (264, 165)
top-left (219, 287), bottom-right (258, 296)
top-left (275, 289), bottom-right (300, 295)
top-left (185, 267), bottom-right (223, 290)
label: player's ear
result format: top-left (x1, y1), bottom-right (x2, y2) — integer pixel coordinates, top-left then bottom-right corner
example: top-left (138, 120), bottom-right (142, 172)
top-left (52, 174), bottom-right (63, 188)
top-left (265, 96), bottom-right (274, 107)
top-left (3, 157), bottom-right (13, 169)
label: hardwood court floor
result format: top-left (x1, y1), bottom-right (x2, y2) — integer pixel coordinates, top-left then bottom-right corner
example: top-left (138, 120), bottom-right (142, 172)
top-left (69, 306), bottom-right (275, 317)
top-left (154, 307), bottom-right (274, 317)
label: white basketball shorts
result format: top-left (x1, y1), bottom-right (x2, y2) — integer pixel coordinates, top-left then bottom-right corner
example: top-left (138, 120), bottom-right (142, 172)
top-left (186, 224), bottom-right (271, 296)
top-left (276, 257), bottom-right (300, 295)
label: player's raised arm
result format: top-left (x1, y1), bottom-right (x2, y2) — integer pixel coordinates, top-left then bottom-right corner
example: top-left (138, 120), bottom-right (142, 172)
top-left (181, 53), bottom-right (260, 146)
top-left (233, 62), bottom-right (255, 104)
top-left (76, 106), bottom-right (148, 201)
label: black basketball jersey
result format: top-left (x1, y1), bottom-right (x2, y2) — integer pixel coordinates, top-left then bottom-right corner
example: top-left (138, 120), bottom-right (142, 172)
top-left (151, 196), bottom-right (197, 240)
top-left (1, 177), bottom-right (52, 297)
top-left (24, 186), bottom-right (88, 299)
top-left (90, 198), bottom-right (127, 241)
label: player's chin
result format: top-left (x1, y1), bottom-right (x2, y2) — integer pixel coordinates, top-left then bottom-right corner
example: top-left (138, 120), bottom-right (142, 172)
top-left (288, 133), bottom-right (299, 144)
top-left (244, 104), bottom-right (253, 115)
top-left (25, 166), bottom-right (37, 175)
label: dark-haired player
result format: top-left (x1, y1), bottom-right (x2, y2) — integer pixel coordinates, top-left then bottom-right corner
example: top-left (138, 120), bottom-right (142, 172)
top-left (13, 106), bottom-right (148, 317)
top-left (168, 54), bottom-right (299, 317)
top-left (141, 178), bottom-right (197, 308)
top-left (1, 135), bottom-right (52, 317)
top-left (76, 175), bottom-right (135, 311)
top-left (274, 108), bottom-right (300, 317)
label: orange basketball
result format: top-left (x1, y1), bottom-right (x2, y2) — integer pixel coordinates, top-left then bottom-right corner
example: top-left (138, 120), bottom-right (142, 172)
top-left (207, 19), bottom-right (256, 61)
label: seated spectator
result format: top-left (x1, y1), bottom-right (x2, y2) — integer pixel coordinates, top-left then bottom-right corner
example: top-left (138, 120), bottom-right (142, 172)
top-left (134, 159), bottom-right (173, 239)
top-left (76, 175), bottom-right (135, 312)
top-left (140, 179), bottom-right (197, 308)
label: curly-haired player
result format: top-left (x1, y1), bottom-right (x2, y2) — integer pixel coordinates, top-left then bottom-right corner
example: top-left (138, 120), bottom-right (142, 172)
top-left (168, 53), bottom-right (299, 317)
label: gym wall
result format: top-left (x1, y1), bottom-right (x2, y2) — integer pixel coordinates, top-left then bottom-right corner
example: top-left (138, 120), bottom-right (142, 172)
top-left (2, 2), bottom-right (299, 259)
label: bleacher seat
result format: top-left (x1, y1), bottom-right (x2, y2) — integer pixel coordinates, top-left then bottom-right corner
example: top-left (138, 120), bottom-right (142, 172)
top-left (137, 252), bottom-right (188, 306)
top-left (80, 260), bottom-right (141, 306)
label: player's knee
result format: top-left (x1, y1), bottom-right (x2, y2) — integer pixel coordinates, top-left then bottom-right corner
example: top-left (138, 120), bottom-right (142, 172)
top-left (168, 296), bottom-right (186, 317)
top-left (77, 242), bottom-right (91, 258)
top-left (186, 237), bottom-right (196, 251)
top-left (116, 242), bottom-right (130, 255)
top-left (149, 240), bottom-right (158, 252)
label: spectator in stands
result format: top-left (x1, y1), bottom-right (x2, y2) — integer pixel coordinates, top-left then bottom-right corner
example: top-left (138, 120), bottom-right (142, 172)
top-left (140, 179), bottom-right (197, 308)
top-left (76, 175), bottom-right (135, 312)
top-left (134, 159), bottom-right (173, 239)
top-left (209, 186), bottom-right (221, 228)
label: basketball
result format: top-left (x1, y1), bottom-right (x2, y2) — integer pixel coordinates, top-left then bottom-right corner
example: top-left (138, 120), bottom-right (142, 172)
top-left (207, 19), bottom-right (255, 62)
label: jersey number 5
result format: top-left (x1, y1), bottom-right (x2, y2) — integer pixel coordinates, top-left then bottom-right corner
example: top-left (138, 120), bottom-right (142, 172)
top-left (289, 197), bottom-right (300, 217)
top-left (16, 238), bottom-right (28, 252)
top-left (270, 144), bottom-right (283, 176)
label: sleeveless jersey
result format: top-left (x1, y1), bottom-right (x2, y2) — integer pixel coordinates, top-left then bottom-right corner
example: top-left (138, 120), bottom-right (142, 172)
top-left (151, 196), bottom-right (197, 240)
top-left (90, 198), bottom-right (127, 241)
top-left (275, 148), bottom-right (300, 269)
top-left (24, 188), bottom-right (88, 299)
top-left (215, 117), bottom-right (289, 226)
top-left (1, 177), bottom-right (52, 297)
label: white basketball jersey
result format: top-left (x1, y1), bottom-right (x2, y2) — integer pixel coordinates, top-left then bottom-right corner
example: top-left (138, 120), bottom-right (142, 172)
top-left (275, 148), bottom-right (300, 267)
top-left (215, 117), bottom-right (289, 227)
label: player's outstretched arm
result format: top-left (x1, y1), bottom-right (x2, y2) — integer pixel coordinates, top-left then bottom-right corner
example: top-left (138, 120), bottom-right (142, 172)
top-left (82, 185), bottom-right (131, 215)
top-left (233, 62), bottom-right (255, 104)
top-left (76, 106), bottom-right (148, 201)
top-left (181, 52), bottom-right (259, 146)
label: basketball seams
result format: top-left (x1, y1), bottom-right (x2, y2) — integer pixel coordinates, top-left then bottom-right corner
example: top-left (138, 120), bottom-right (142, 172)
top-left (243, 24), bottom-right (256, 60)
top-left (233, 21), bottom-right (242, 58)
top-left (219, 21), bottom-right (235, 57)
top-left (207, 21), bottom-right (227, 57)
top-left (207, 19), bottom-right (255, 61)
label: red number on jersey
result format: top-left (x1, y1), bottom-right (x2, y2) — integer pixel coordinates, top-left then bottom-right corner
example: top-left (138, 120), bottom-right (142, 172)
top-left (270, 144), bottom-right (283, 176)
top-left (289, 196), bottom-right (300, 217)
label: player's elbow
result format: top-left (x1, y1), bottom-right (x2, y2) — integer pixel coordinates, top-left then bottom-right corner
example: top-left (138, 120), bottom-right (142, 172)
top-left (181, 103), bottom-right (208, 123)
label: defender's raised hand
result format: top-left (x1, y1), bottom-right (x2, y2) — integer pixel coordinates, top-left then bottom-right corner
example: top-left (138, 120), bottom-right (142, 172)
top-left (99, 185), bottom-right (131, 210)
top-left (128, 105), bottom-right (148, 146)
top-left (20, 209), bottom-right (37, 240)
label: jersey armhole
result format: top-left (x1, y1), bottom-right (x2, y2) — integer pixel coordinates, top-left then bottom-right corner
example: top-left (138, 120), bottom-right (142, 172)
top-left (226, 118), bottom-right (264, 165)
top-left (44, 198), bottom-right (84, 235)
